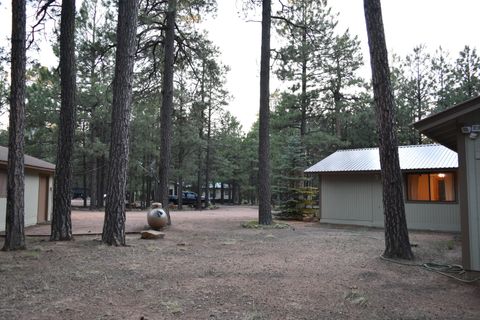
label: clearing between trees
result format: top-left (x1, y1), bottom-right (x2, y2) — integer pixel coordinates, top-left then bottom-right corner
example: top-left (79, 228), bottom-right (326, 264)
top-left (0, 206), bottom-right (479, 320)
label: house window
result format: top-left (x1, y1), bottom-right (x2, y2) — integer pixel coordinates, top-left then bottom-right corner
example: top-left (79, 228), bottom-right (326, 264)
top-left (406, 172), bottom-right (456, 202)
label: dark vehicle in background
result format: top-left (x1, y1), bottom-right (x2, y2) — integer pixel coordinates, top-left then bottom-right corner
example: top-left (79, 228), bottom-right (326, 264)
top-left (169, 191), bottom-right (205, 206)
top-left (72, 187), bottom-right (89, 200)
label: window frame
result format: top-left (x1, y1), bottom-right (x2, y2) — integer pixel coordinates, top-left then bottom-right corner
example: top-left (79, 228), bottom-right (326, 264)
top-left (404, 171), bottom-right (457, 204)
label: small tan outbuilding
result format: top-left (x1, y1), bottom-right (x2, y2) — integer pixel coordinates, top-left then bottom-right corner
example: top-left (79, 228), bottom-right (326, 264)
top-left (0, 146), bottom-right (55, 232)
top-left (414, 95), bottom-right (480, 271)
top-left (305, 144), bottom-right (460, 232)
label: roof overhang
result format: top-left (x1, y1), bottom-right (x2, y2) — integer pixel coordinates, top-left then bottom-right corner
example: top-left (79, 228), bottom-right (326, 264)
top-left (0, 162), bottom-right (55, 174)
top-left (306, 168), bottom-right (457, 175)
top-left (414, 95), bottom-right (480, 151)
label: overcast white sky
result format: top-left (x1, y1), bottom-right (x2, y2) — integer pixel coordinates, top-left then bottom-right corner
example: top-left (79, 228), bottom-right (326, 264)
top-left (201, 0), bottom-right (480, 131)
top-left (1, 0), bottom-right (480, 131)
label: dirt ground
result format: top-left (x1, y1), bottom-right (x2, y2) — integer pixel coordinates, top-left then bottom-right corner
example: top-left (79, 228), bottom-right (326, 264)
top-left (1, 206), bottom-right (479, 320)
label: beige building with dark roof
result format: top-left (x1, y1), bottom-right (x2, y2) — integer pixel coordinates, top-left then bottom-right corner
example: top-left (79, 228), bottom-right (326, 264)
top-left (0, 146), bottom-right (55, 232)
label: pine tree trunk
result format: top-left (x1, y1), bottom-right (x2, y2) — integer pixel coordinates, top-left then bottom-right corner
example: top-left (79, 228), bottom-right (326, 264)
top-left (97, 155), bottom-right (105, 208)
top-left (176, 87), bottom-right (185, 211)
top-left (89, 4), bottom-right (99, 210)
top-left (90, 155), bottom-right (97, 209)
top-left (196, 161), bottom-right (202, 210)
top-left (82, 140), bottom-right (87, 208)
top-left (220, 182), bottom-right (224, 204)
top-left (3, 0), bottom-right (27, 251)
top-left (212, 183), bottom-right (216, 204)
top-left (195, 62), bottom-right (206, 211)
top-left (102, 0), bottom-right (139, 246)
top-left (146, 174), bottom-right (151, 208)
top-left (234, 181), bottom-right (240, 205)
top-left (300, 26), bottom-right (307, 139)
top-left (258, 0), bottom-right (272, 225)
top-left (204, 99), bottom-right (212, 208)
top-left (364, 0), bottom-right (413, 259)
top-left (334, 90), bottom-right (342, 139)
top-left (157, 0), bottom-right (176, 225)
top-left (141, 168), bottom-right (145, 209)
top-left (51, 0), bottom-right (76, 241)
top-left (178, 177), bottom-right (183, 210)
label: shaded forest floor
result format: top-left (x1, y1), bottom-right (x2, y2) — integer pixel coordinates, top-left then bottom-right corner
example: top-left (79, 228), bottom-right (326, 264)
top-left (1, 206), bottom-right (479, 320)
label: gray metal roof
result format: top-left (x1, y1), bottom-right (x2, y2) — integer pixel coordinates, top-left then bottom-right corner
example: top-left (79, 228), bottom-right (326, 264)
top-left (305, 144), bottom-right (458, 173)
top-left (0, 146), bottom-right (55, 172)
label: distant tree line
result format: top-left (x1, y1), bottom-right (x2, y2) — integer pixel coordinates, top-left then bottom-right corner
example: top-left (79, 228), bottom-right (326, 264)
top-left (1, 1), bottom-right (480, 212)
top-left (1, 0), bottom-right (480, 249)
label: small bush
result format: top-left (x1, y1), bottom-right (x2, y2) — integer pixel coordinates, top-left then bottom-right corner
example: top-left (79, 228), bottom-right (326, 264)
top-left (277, 187), bottom-right (318, 220)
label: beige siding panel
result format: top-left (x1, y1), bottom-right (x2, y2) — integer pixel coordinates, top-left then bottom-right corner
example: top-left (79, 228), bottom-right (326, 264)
top-left (371, 175), bottom-right (384, 226)
top-left (322, 174), bottom-right (374, 222)
top-left (0, 198), bottom-right (5, 231)
top-left (25, 174), bottom-right (40, 227)
top-left (0, 173), bottom-right (40, 232)
top-left (48, 176), bottom-right (53, 221)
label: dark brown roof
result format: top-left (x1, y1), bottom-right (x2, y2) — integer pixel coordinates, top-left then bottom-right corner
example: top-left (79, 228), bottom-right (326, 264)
top-left (0, 146), bottom-right (55, 173)
top-left (413, 95), bottom-right (480, 151)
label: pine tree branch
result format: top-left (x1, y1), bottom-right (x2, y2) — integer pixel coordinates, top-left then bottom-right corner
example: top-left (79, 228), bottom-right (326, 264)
top-left (29, 0), bottom-right (59, 49)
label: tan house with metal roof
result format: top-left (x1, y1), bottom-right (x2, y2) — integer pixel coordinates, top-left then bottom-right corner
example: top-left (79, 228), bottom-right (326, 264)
top-left (414, 95), bottom-right (480, 271)
top-left (305, 144), bottom-right (460, 232)
top-left (0, 146), bottom-right (55, 232)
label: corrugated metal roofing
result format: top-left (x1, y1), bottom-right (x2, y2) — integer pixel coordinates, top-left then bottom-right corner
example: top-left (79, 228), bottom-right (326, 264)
top-left (0, 146), bottom-right (55, 172)
top-left (305, 144), bottom-right (458, 173)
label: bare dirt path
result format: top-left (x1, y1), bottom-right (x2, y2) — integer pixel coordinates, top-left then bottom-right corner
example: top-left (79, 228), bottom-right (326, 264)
top-left (1, 206), bottom-right (479, 319)
top-left (23, 206), bottom-right (259, 235)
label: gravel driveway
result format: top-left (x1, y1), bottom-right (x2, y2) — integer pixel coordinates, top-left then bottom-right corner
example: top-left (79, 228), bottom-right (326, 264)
top-left (1, 206), bottom-right (479, 319)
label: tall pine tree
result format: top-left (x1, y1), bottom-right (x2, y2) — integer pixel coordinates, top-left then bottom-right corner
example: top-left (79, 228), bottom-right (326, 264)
top-left (258, 0), bottom-right (272, 225)
top-left (364, 0), bottom-right (413, 259)
top-left (102, 0), bottom-right (139, 246)
top-left (157, 0), bottom-right (177, 224)
top-left (51, 0), bottom-right (77, 241)
top-left (3, 0), bottom-right (27, 251)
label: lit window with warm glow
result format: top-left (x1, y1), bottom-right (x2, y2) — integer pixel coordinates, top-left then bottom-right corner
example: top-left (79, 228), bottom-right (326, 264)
top-left (407, 172), bottom-right (456, 202)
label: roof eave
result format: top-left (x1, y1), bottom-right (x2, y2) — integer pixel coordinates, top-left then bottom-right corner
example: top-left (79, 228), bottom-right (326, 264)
top-left (0, 161), bottom-right (55, 174)
top-left (414, 95), bottom-right (480, 131)
top-left (413, 96), bottom-right (480, 151)
top-left (305, 167), bottom-right (458, 174)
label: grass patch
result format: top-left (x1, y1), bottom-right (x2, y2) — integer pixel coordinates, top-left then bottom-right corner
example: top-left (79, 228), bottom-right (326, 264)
top-left (344, 290), bottom-right (368, 307)
top-left (161, 300), bottom-right (183, 315)
top-left (241, 220), bottom-right (291, 229)
top-left (445, 239), bottom-right (456, 250)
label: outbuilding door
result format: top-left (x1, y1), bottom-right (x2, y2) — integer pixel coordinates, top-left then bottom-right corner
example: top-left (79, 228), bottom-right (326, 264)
top-left (37, 175), bottom-right (49, 223)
